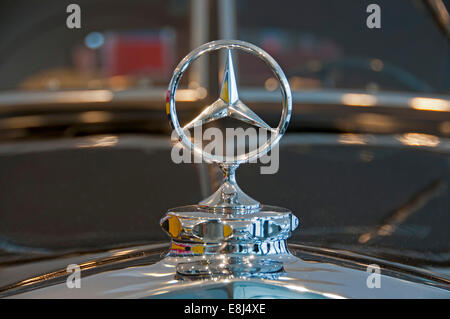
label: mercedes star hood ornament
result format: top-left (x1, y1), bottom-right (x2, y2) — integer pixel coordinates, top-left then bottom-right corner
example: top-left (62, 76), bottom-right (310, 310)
top-left (161, 40), bottom-right (298, 277)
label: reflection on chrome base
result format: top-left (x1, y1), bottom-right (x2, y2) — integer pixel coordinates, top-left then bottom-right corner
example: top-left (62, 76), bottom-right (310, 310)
top-left (176, 257), bottom-right (284, 279)
top-left (160, 204), bottom-right (299, 278)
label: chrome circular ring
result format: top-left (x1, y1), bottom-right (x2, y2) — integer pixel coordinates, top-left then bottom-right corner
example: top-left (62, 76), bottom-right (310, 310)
top-left (167, 40), bottom-right (292, 165)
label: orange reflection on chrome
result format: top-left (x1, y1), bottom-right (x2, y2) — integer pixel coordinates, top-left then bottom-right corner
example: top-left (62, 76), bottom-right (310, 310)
top-left (341, 93), bottom-right (377, 107)
top-left (0, 115), bottom-right (45, 129)
top-left (56, 90), bottom-right (114, 103)
top-left (352, 113), bottom-right (396, 133)
top-left (397, 133), bottom-right (440, 147)
top-left (338, 133), bottom-right (367, 145)
top-left (358, 233), bottom-right (372, 244)
top-left (77, 135), bottom-right (118, 148)
top-left (111, 249), bottom-right (136, 257)
top-left (79, 111), bottom-right (113, 123)
top-left (409, 97), bottom-right (450, 112)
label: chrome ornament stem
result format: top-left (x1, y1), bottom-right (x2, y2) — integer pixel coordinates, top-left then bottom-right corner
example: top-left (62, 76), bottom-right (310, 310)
top-left (199, 163), bottom-right (260, 213)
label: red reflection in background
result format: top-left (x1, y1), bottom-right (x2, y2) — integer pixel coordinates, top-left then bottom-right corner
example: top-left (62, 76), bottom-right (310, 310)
top-left (103, 31), bottom-right (174, 78)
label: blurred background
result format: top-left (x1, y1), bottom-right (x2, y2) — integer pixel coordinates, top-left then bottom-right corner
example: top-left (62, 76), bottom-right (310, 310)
top-left (0, 0), bottom-right (448, 94)
top-left (0, 0), bottom-right (449, 285)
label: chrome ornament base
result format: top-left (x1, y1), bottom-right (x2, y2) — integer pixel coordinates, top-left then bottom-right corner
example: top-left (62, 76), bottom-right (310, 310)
top-left (175, 256), bottom-right (284, 279)
top-left (160, 205), bottom-right (299, 277)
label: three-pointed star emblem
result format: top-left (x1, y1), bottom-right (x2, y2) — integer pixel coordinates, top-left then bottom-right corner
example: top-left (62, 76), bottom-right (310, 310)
top-left (183, 50), bottom-right (275, 132)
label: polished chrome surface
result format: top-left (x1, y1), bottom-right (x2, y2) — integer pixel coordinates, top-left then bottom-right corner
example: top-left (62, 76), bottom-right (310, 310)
top-left (4, 244), bottom-right (449, 298)
top-left (162, 205), bottom-right (297, 246)
top-left (161, 204), bottom-right (298, 276)
top-left (198, 164), bottom-right (260, 211)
